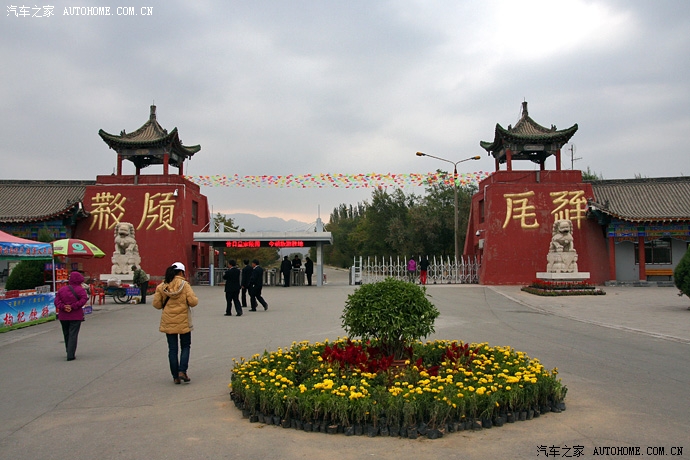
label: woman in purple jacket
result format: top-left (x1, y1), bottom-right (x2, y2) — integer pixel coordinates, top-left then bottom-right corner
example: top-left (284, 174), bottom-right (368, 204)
top-left (54, 271), bottom-right (88, 361)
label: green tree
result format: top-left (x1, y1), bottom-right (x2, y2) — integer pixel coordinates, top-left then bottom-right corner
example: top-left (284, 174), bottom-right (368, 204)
top-left (674, 247), bottom-right (690, 301)
top-left (582, 167), bottom-right (604, 181)
top-left (324, 174), bottom-right (477, 263)
top-left (325, 203), bottom-right (366, 267)
top-left (5, 260), bottom-right (46, 290)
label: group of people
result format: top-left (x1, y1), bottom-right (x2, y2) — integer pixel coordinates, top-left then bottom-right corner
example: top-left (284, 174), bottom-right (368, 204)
top-left (280, 254), bottom-right (314, 287)
top-left (55, 262), bottom-right (200, 385)
top-left (55, 255), bottom-right (313, 386)
top-left (222, 259), bottom-right (269, 316)
top-left (407, 256), bottom-right (430, 285)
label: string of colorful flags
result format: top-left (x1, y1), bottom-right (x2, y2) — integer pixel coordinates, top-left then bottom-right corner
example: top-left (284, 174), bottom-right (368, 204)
top-left (184, 172), bottom-right (491, 188)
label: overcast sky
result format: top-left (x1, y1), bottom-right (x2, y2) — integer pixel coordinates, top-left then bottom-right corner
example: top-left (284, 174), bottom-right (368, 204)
top-left (2, 1), bottom-right (689, 226)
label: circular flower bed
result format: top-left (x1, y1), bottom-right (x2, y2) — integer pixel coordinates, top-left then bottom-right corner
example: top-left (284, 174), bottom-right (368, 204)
top-left (229, 338), bottom-right (566, 438)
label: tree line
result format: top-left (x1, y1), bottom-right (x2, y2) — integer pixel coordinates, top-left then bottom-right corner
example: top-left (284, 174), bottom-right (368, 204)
top-left (323, 170), bottom-right (477, 268)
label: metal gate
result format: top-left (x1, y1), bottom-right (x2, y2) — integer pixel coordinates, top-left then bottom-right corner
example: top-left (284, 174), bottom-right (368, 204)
top-left (354, 255), bottom-right (480, 284)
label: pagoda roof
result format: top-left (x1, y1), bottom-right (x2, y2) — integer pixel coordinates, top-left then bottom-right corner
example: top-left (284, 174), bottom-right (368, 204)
top-left (480, 102), bottom-right (578, 163)
top-left (0, 180), bottom-right (93, 223)
top-left (589, 176), bottom-right (690, 223)
top-left (98, 105), bottom-right (200, 168)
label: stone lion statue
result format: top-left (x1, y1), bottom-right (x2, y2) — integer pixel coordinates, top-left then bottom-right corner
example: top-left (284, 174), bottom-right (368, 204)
top-left (546, 219), bottom-right (578, 273)
top-left (114, 222), bottom-right (138, 255)
top-left (549, 219), bottom-right (575, 253)
top-left (111, 222), bottom-right (141, 274)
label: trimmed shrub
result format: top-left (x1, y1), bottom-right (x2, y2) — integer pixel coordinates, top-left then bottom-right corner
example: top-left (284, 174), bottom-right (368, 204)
top-left (5, 260), bottom-right (46, 290)
top-left (674, 248), bottom-right (690, 299)
top-left (341, 278), bottom-right (439, 359)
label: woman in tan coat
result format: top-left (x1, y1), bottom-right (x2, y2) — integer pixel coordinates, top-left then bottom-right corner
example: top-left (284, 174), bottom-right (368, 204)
top-left (153, 262), bottom-right (199, 384)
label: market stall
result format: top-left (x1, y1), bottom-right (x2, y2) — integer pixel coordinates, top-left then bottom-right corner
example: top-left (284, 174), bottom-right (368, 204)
top-left (0, 230), bottom-right (56, 331)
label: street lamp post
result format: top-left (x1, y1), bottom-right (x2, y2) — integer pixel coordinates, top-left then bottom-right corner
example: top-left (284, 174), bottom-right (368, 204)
top-left (416, 152), bottom-right (480, 263)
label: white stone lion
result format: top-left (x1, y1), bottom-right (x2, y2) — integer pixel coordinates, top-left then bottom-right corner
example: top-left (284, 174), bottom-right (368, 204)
top-left (111, 222), bottom-right (141, 274)
top-left (549, 219), bottom-right (575, 253)
top-left (114, 222), bottom-right (138, 255)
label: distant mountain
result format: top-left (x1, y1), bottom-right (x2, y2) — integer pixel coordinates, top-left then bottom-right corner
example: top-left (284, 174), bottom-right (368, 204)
top-left (226, 213), bottom-right (312, 233)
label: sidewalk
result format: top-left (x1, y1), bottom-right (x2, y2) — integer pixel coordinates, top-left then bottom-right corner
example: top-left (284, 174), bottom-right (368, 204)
top-left (489, 284), bottom-right (690, 344)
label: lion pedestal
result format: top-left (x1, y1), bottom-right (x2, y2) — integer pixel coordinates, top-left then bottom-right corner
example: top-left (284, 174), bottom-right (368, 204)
top-left (536, 219), bottom-right (590, 281)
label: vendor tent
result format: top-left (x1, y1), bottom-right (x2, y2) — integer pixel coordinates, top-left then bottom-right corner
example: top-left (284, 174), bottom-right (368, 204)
top-left (0, 230), bottom-right (54, 289)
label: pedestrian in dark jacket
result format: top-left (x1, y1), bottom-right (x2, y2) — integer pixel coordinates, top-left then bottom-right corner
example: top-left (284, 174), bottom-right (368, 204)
top-left (248, 259), bottom-right (268, 311)
top-left (54, 271), bottom-right (88, 361)
top-left (240, 259), bottom-right (252, 309)
top-left (132, 265), bottom-right (149, 304)
top-left (223, 259), bottom-right (242, 316)
top-left (419, 256), bottom-right (430, 285)
top-left (305, 256), bottom-right (314, 286)
top-left (280, 255), bottom-right (292, 287)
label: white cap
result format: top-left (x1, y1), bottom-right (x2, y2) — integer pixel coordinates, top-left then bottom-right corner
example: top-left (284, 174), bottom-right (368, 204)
top-left (172, 262), bottom-right (186, 272)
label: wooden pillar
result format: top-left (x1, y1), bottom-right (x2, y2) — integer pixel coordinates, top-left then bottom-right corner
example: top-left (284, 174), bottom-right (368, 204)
top-left (178, 161), bottom-right (184, 176)
top-left (555, 149), bottom-right (562, 171)
top-left (117, 154), bottom-right (123, 175)
top-left (495, 156), bottom-right (500, 172)
top-left (608, 237), bottom-right (617, 281)
top-left (506, 149), bottom-right (513, 171)
top-left (540, 160), bottom-right (546, 171)
top-left (637, 236), bottom-right (646, 281)
top-left (135, 166), bottom-right (141, 176)
top-left (163, 153), bottom-right (169, 175)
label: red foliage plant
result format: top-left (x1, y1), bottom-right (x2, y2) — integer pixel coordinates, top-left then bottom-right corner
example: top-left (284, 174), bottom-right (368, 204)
top-left (322, 339), bottom-right (478, 377)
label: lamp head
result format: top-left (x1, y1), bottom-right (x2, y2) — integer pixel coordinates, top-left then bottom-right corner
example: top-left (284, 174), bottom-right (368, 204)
top-left (415, 152), bottom-right (426, 157)
top-left (471, 155), bottom-right (481, 160)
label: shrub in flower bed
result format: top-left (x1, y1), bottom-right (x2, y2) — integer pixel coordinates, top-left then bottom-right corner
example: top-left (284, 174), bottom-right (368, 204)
top-left (522, 279), bottom-right (606, 296)
top-left (228, 338), bottom-right (566, 439)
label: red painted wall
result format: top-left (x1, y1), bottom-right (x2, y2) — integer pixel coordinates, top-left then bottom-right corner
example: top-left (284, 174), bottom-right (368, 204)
top-left (464, 170), bottom-right (608, 285)
top-left (73, 175), bottom-right (210, 281)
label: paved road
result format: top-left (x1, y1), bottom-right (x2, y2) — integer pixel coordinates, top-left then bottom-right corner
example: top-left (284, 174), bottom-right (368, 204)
top-left (1, 268), bottom-right (688, 459)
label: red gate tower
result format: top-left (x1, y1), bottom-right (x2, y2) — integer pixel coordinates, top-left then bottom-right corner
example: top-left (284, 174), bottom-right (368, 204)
top-left (73, 105), bottom-right (210, 280)
top-left (464, 102), bottom-right (608, 285)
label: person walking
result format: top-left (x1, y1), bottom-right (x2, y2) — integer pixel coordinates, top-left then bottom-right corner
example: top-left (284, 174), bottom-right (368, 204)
top-left (54, 271), bottom-right (88, 361)
top-left (248, 259), bottom-right (268, 311)
top-left (223, 259), bottom-right (242, 316)
top-left (132, 265), bottom-right (149, 304)
top-left (407, 257), bottom-right (417, 283)
top-left (280, 255), bottom-right (292, 287)
top-left (152, 262), bottom-right (198, 384)
top-left (419, 256), bottom-right (430, 285)
top-left (305, 256), bottom-right (314, 286)
top-left (240, 259), bottom-right (252, 309)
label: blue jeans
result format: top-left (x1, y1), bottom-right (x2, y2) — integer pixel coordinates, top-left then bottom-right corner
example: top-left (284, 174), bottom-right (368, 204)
top-left (166, 332), bottom-right (191, 379)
